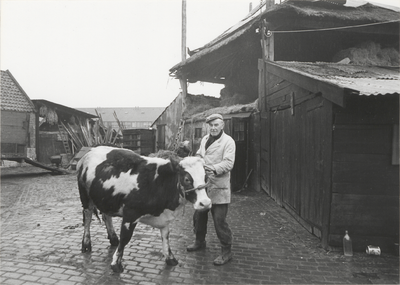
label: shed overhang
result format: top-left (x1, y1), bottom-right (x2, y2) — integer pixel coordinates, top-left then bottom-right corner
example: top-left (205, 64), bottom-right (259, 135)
top-left (266, 60), bottom-right (400, 107)
top-left (32, 100), bottom-right (98, 120)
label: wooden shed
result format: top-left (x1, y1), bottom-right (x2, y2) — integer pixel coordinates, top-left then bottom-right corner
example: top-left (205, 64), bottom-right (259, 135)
top-left (169, 0), bottom-right (399, 252)
top-left (32, 100), bottom-right (98, 165)
top-left (260, 61), bottom-right (399, 252)
top-left (1, 70), bottom-right (36, 161)
top-left (122, 128), bottom-right (155, 155)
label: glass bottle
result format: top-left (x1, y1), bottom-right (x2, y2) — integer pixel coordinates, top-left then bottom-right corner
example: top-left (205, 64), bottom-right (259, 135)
top-left (343, 230), bottom-right (353, 256)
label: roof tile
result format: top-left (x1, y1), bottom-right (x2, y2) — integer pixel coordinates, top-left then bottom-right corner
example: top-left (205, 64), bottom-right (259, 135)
top-left (1, 70), bottom-right (36, 112)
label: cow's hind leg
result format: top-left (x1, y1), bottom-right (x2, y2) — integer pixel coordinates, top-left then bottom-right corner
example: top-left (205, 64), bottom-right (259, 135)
top-left (160, 225), bottom-right (178, 266)
top-left (111, 220), bottom-right (137, 273)
top-left (102, 213), bottom-right (119, 246)
top-left (82, 208), bottom-right (93, 252)
top-left (79, 179), bottom-right (94, 253)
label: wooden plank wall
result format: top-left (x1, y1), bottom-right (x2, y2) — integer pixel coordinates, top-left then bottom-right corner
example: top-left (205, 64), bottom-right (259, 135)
top-left (1, 111), bottom-right (28, 144)
top-left (154, 93), bottom-right (184, 150)
top-left (249, 113), bottom-right (261, 192)
top-left (122, 129), bottom-right (155, 155)
top-left (329, 94), bottom-right (399, 252)
top-left (265, 70), bottom-right (333, 240)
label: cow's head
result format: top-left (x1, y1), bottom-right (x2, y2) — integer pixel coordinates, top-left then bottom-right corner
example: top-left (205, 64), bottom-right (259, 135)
top-left (178, 157), bottom-right (211, 211)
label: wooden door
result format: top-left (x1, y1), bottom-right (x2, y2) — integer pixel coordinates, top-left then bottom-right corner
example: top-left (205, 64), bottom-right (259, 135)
top-left (157, 125), bottom-right (165, 150)
top-left (231, 117), bottom-right (248, 191)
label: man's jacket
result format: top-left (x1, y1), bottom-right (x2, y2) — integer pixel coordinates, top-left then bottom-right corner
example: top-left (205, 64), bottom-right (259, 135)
top-left (196, 132), bottom-right (236, 204)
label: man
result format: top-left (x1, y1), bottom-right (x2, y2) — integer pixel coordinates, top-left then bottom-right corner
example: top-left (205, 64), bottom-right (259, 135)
top-left (187, 113), bottom-right (236, 266)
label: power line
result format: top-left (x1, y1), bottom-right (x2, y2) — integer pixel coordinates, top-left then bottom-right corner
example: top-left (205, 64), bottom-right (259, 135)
top-left (271, 19), bottom-right (399, 34)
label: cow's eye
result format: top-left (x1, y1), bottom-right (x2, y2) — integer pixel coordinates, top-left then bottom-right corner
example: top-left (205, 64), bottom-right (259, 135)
top-left (184, 177), bottom-right (191, 184)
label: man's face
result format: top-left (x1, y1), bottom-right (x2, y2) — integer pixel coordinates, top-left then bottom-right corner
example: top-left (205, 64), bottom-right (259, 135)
top-left (208, 119), bottom-right (224, 137)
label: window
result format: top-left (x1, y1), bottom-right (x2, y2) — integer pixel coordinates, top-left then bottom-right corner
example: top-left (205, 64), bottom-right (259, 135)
top-left (195, 128), bottom-right (202, 139)
top-left (233, 121), bottom-right (245, 141)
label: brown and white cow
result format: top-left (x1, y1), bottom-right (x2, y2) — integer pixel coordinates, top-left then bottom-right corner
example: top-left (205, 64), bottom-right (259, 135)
top-left (77, 146), bottom-right (211, 273)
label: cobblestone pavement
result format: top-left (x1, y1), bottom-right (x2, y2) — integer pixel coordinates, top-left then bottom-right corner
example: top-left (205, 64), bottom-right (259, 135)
top-left (1, 166), bottom-right (399, 284)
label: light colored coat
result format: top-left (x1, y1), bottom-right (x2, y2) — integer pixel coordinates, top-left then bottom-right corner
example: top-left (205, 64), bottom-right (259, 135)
top-left (196, 132), bottom-right (236, 204)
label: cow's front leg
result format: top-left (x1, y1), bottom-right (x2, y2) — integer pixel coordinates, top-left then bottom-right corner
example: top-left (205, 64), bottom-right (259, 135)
top-left (110, 220), bottom-right (137, 273)
top-left (102, 213), bottom-right (119, 246)
top-left (160, 225), bottom-right (178, 266)
top-left (81, 208), bottom-right (93, 253)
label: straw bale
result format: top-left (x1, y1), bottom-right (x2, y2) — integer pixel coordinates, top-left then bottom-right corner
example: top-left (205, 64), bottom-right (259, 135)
top-left (333, 41), bottom-right (399, 66)
top-left (220, 86), bottom-right (257, 107)
top-left (47, 109), bottom-right (58, 125)
top-left (38, 105), bottom-right (59, 125)
top-left (184, 94), bottom-right (221, 118)
top-left (39, 105), bottom-right (47, 117)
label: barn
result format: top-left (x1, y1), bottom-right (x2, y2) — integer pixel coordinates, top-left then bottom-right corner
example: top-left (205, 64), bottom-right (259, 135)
top-left (1, 70), bottom-right (36, 162)
top-left (169, 0), bottom-right (399, 253)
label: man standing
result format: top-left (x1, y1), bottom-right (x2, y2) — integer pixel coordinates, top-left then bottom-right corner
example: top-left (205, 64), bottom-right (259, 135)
top-left (187, 113), bottom-right (236, 266)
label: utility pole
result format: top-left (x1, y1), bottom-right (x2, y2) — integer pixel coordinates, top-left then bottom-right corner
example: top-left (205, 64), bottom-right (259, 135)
top-left (181, 0), bottom-right (187, 62)
top-left (180, 0), bottom-right (187, 100)
top-left (172, 0), bottom-right (187, 151)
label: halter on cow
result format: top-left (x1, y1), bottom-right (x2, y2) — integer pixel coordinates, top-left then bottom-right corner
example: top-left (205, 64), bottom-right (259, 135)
top-left (77, 146), bottom-right (211, 273)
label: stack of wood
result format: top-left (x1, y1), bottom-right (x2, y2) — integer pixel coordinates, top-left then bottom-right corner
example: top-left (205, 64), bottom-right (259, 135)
top-left (59, 110), bottom-right (124, 153)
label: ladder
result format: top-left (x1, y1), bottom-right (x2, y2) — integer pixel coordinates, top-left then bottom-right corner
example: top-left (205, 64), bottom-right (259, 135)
top-left (58, 124), bottom-right (72, 154)
top-left (171, 119), bottom-right (185, 151)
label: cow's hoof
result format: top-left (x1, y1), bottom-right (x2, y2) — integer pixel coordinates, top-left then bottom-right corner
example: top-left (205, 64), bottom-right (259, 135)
top-left (111, 263), bottom-right (124, 273)
top-left (81, 244), bottom-right (92, 253)
top-left (166, 258), bottom-right (178, 266)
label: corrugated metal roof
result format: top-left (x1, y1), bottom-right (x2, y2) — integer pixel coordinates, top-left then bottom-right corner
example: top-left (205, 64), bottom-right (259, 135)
top-left (1, 70), bottom-right (36, 112)
top-left (274, 62), bottom-right (400, 96)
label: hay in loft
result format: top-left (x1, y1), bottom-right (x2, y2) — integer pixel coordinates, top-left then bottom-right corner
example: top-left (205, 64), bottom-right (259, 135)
top-left (39, 105), bottom-right (58, 125)
top-left (190, 99), bottom-right (258, 122)
top-left (333, 41), bottom-right (399, 66)
top-left (184, 94), bottom-right (221, 118)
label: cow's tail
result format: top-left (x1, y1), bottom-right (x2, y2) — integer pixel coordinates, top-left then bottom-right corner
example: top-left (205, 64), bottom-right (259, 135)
top-left (93, 207), bottom-right (101, 224)
top-left (77, 164), bottom-right (101, 224)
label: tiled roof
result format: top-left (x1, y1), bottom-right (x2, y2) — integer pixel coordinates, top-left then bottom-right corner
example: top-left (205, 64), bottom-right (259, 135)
top-left (1, 70), bottom-right (36, 112)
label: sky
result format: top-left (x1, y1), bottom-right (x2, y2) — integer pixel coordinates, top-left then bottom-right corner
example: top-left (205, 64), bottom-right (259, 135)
top-left (1, 0), bottom-right (399, 109)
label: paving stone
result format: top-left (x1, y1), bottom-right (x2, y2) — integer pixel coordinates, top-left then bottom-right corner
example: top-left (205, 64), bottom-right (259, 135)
top-left (2, 279), bottom-right (25, 285)
top-left (1, 171), bottom-right (399, 284)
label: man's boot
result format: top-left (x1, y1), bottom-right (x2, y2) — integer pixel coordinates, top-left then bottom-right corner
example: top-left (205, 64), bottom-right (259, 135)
top-left (186, 240), bottom-right (206, 252)
top-left (213, 245), bottom-right (232, 265)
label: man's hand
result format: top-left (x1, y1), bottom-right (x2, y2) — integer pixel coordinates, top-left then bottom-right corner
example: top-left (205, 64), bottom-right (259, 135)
top-left (204, 165), bottom-right (216, 176)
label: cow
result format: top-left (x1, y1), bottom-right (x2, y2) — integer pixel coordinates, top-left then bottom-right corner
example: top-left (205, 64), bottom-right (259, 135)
top-left (77, 146), bottom-right (212, 273)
